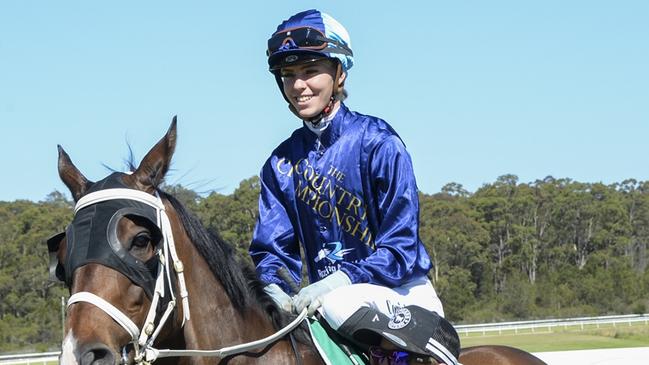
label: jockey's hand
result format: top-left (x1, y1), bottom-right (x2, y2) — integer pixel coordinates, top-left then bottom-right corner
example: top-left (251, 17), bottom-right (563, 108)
top-left (263, 283), bottom-right (293, 312)
top-left (293, 270), bottom-right (351, 316)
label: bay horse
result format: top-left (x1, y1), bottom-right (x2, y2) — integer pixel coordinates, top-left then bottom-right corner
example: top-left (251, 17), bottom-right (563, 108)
top-left (50, 119), bottom-right (546, 365)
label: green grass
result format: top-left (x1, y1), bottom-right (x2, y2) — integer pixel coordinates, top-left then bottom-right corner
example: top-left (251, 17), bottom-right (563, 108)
top-left (460, 321), bottom-right (649, 352)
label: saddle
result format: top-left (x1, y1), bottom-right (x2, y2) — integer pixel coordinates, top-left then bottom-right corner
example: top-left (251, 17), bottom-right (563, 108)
top-left (309, 305), bottom-right (460, 365)
top-left (309, 315), bottom-right (437, 365)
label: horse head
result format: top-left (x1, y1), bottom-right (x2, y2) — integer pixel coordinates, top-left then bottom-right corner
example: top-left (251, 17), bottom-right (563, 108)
top-left (51, 120), bottom-right (182, 365)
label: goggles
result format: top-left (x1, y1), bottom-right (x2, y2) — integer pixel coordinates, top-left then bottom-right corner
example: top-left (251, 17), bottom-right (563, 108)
top-left (267, 26), bottom-right (353, 57)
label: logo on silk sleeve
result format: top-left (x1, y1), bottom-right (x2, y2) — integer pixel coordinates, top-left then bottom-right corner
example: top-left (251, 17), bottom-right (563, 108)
top-left (314, 241), bottom-right (355, 264)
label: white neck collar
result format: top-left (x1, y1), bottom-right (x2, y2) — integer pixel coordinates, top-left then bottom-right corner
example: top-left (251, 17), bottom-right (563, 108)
top-left (304, 103), bottom-right (340, 137)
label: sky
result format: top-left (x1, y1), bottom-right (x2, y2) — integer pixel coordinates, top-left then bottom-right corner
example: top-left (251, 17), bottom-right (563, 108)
top-left (1, 1), bottom-right (648, 202)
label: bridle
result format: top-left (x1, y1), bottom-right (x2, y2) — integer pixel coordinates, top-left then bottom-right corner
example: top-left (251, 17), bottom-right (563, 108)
top-left (66, 188), bottom-right (307, 364)
top-left (67, 188), bottom-right (190, 364)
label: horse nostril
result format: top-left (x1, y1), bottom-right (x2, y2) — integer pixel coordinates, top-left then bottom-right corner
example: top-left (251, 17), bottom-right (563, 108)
top-left (80, 344), bottom-right (116, 365)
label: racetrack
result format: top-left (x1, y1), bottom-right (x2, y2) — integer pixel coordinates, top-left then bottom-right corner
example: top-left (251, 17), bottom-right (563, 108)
top-left (533, 347), bottom-right (649, 364)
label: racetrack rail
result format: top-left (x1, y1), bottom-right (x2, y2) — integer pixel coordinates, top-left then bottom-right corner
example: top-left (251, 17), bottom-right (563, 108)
top-left (455, 313), bottom-right (649, 335)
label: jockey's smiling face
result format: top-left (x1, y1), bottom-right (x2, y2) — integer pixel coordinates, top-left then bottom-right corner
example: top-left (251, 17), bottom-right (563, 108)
top-left (280, 59), bottom-right (345, 119)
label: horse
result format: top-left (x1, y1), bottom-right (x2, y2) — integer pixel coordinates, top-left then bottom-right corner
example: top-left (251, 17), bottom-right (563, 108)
top-left (49, 119), bottom-right (546, 365)
top-left (460, 346), bottom-right (547, 365)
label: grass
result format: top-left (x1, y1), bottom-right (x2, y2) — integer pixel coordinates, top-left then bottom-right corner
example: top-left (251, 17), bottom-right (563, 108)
top-left (460, 321), bottom-right (649, 353)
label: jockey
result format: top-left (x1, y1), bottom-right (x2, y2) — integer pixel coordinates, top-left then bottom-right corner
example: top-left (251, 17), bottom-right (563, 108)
top-left (249, 9), bottom-right (458, 364)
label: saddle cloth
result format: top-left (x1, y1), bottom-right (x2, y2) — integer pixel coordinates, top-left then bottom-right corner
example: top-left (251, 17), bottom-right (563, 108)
top-left (308, 318), bottom-right (368, 365)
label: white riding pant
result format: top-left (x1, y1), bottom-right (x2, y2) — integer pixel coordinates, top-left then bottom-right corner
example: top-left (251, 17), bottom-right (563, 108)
top-left (318, 276), bottom-right (444, 330)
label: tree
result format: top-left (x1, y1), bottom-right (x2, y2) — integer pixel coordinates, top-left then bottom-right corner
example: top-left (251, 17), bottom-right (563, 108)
top-left (195, 176), bottom-right (260, 257)
top-left (162, 184), bottom-right (201, 212)
top-left (472, 175), bottom-right (521, 294)
top-left (0, 199), bottom-right (70, 351)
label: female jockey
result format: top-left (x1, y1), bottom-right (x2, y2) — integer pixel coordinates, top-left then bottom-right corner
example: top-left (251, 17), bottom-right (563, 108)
top-left (249, 9), bottom-right (460, 365)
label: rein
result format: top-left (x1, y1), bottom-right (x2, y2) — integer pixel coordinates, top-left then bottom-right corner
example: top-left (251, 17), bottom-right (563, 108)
top-left (145, 309), bottom-right (307, 362)
top-left (67, 188), bottom-right (307, 364)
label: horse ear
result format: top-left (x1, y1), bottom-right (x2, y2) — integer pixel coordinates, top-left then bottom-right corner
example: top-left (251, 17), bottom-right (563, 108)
top-left (58, 145), bottom-right (91, 202)
top-left (130, 117), bottom-right (177, 192)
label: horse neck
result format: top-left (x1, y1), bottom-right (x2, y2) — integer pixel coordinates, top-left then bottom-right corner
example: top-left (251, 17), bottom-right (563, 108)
top-left (185, 252), bottom-right (277, 343)
top-left (165, 204), bottom-right (278, 347)
top-left (159, 199), bottom-right (321, 364)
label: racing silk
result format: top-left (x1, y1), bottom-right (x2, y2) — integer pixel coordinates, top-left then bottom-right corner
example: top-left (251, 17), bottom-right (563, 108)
top-left (250, 103), bottom-right (432, 293)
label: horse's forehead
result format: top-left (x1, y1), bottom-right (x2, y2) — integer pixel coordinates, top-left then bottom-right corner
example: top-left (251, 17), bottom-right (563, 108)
top-left (72, 263), bottom-right (132, 291)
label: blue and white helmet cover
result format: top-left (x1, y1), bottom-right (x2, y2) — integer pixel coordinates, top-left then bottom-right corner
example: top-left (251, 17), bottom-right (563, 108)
top-left (268, 9), bottom-right (354, 72)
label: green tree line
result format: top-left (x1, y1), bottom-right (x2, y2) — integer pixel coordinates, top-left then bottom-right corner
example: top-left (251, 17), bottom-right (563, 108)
top-left (1, 175), bottom-right (648, 351)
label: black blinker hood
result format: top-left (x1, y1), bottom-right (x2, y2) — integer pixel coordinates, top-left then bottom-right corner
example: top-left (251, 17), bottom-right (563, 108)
top-left (62, 173), bottom-right (162, 298)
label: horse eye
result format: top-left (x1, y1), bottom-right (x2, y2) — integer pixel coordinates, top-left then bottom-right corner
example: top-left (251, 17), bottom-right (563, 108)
top-left (131, 233), bottom-right (152, 248)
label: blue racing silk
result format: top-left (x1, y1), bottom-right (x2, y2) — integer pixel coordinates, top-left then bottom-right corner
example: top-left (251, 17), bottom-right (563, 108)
top-left (249, 103), bottom-right (432, 293)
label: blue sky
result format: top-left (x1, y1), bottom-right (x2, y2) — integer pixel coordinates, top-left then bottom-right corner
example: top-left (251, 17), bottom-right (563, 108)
top-left (2, 1), bottom-right (647, 202)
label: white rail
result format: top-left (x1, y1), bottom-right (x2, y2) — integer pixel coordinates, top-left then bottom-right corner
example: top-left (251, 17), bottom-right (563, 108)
top-left (0, 352), bottom-right (58, 365)
top-left (455, 313), bottom-right (649, 335)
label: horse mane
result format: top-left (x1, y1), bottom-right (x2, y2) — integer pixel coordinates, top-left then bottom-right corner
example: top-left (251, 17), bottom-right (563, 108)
top-left (158, 190), bottom-right (306, 338)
